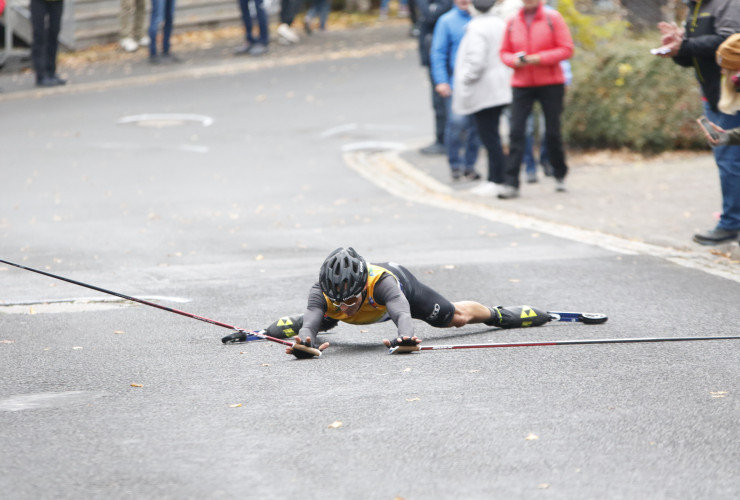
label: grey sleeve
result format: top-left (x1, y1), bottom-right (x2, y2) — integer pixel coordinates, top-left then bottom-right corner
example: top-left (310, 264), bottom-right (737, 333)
top-left (720, 127), bottom-right (740, 146)
top-left (297, 284), bottom-right (328, 345)
top-left (374, 275), bottom-right (415, 338)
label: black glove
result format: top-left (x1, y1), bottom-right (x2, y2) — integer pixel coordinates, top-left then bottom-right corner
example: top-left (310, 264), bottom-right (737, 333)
top-left (388, 336), bottom-right (419, 348)
top-left (291, 337), bottom-right (319, 359)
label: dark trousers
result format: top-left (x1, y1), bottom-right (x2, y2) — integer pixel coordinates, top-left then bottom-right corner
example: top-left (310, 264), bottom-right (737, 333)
top-left (148, 0), bottom-right (176, 56)
top-left (280, 0), bottom-right (302, 25)
top-left (30, 0), bottom-right (64, 80)
top-left (505, 84), bottom-right (567, 188)
top-left (474, 105), bottom-right (507, 184)
top-left (428, 66), bottom-right (446, 145)
top-left (239, 0), bottom-right (269, 45)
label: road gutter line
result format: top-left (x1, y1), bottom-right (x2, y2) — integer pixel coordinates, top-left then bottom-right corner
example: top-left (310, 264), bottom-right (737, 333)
top-left (0, 40), bottom-right (416, 102)
top-left (344, 150), bottom-right (740, 284)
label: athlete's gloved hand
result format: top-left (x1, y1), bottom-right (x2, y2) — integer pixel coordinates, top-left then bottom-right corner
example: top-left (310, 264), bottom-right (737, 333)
top-left (382, 335), bottom-right (422, 349)
top-left (285, 336), bottom-right (329, 359)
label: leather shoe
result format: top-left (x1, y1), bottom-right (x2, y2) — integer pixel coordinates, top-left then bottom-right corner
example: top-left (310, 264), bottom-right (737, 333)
top-left (36, 76), bottom-right (58, 87)
top-left (693, 227), bottom-right (739, 245)
top-left (51, 75), bottom-right (67, 86)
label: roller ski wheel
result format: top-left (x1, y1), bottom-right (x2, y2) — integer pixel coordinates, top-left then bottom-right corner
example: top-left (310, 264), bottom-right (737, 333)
top-left (579, 313), bottom-right (608, 324)
top-left (548, 311), bottom-right (608, 325)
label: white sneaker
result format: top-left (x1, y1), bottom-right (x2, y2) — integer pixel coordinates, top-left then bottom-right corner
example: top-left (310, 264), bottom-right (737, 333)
top-left (277, 23), bottom-right (300, 44)
top-left (497, 185), bottom-right (520, 199)
top-left (470, 182), bottom-right (502, 196)
top-left (119, 37), bottom-right (139, 53)
top-left (139, 35), bottom-right (150, 47)
top-left (555, 178), bottom-right (567, 192)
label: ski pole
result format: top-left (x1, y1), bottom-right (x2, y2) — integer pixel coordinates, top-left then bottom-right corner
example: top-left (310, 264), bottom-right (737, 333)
top-left (389, 335), bottom-right (740, 354)
top-left (0, 258), bottom-right (320, 356)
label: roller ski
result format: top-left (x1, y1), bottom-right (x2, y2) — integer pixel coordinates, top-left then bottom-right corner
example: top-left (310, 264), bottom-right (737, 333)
top-left (221, 314), bottom-right (338, 343)
top-left (547, 311), bottom-right (609, 325)
top-left (485, 305), bottom-right (553, 328)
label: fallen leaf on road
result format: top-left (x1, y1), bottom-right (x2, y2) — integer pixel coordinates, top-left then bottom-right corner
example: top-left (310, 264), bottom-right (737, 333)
top-left (72, 346), bottom-right (83, 350)
top-left (328, 421), bottom-right (343, 429)
top-left (710, 391), bottom-right (728, 398)
top-left (255, 254), bottom-right (264, 261)
top-left (406, 397), bottom-right (420, 402)
top-left (537, 483), bottom-right (550, 489)
top-left (229, 404), bottom-right (242, 408)
top-left (525, 433), bottom-right (539, 441)
top-left (403, 368), bottom-right (411, 372)
top-left (261, 363), bottom-right (271, 366)
top-left (1, 340), bottom-right (15, 344)
top-left (130, 383), bottom-right (143, 387)
top-left (113, 330), bottom-right (125, 334)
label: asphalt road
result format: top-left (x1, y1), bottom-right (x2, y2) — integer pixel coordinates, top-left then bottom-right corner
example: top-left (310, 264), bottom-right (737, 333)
top-left (1, 26), bottom-right (739, 499)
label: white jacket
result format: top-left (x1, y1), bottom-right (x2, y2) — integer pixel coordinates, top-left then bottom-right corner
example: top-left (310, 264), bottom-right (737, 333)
top-left (452, 11), bottom-right (512, 115)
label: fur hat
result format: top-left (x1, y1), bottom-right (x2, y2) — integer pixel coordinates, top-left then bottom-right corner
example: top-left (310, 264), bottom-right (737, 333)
top-left (716, 33), bottom-right (740, 71)
top-left (718, 72), bottom-right (740, 115)
top-left (717, 34), bottom-right (740, 115)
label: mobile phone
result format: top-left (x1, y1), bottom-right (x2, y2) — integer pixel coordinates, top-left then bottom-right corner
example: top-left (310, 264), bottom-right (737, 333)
top-left (697, 117), bottom-right (720, 141)
top-left (515, 51), bottom-right (527, 63)
top-left (650, 47), bottom-right (671, 55)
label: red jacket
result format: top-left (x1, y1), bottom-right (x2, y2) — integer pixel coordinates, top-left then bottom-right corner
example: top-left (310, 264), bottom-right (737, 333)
top-left (500, 4), bottom-right (574, 88)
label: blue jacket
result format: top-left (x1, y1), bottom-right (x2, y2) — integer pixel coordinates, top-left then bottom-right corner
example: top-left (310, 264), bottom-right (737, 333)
top-left (430, 6), bottom-right (471, 86)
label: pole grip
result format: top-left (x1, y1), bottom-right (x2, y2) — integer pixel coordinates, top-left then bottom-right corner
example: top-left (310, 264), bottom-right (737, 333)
top-left (292, 343), bottom-right (322, 357)
top-left (389, 345), bottom-right (421, 354)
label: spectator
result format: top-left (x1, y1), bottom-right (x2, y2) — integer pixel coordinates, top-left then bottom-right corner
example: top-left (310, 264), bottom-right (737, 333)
top-left (656, 1), bottom-right (740, 245)
top-left (303, 0), bottom-right (330, 34)
top-left (417, 0), bottom-right (452, 155)
top-left (453, 0), bottom-right (512, 196)
top-left (430, 0), bottom-right (481, 181)
top-left (30, 0), bottom-right (66, 87)
top-left (235, 0), bottom-right (269, 55)
top-left (497, 0), bottom-right (573, 199)
top-left (277, 0), bottom-right (302, 44)
top-left (148, 0), bottom-right (179, 64)
top-left (523, 57), bottom-right (571, 183)
top-left (119, 0), bottom-right (149, 53)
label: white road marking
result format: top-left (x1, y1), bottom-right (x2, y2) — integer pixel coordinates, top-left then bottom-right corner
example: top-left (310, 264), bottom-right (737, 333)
top-left (0, 296), bottom-right (191, 314)
top-left (117, 113), bottom-right (214, 127)
top-left (341, 141), bottom-right (407, 152)
top-left (0, 391), bottom-right (107, 412)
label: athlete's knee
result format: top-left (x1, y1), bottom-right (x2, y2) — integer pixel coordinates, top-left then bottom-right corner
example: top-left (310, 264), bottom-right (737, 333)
top-left (449, 305), bottom-right (474, 327)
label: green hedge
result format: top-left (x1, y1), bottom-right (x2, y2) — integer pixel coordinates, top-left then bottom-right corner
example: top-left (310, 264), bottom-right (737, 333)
top-left (563, 36), bottom-right (707, 154)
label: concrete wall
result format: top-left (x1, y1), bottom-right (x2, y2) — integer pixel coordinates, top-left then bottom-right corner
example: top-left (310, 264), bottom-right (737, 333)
top-left (1, 0), bottom-right (249, 51)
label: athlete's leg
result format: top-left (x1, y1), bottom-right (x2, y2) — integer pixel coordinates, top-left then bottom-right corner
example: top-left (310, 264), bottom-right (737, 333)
top-left (448, 301), bottom-right (495, 327)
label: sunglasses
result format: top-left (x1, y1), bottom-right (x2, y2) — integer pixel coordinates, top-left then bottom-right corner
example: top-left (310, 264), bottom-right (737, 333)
top-left (333, 290), bottom-right (364, 308)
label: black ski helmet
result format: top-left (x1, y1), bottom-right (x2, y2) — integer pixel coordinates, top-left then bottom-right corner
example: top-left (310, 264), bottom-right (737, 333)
top-left (319, 247), bottom-right (368, 303)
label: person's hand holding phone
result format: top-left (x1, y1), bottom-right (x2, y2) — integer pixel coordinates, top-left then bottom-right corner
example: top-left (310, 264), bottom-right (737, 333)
top-left (653, 21), bottom-right (682, 57)
top-left (697, 117), bottom-right (726, 146)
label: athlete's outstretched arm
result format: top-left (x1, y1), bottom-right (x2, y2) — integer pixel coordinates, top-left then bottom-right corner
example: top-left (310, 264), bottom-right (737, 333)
top-left (374, 276), bottom-right (415, 337)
